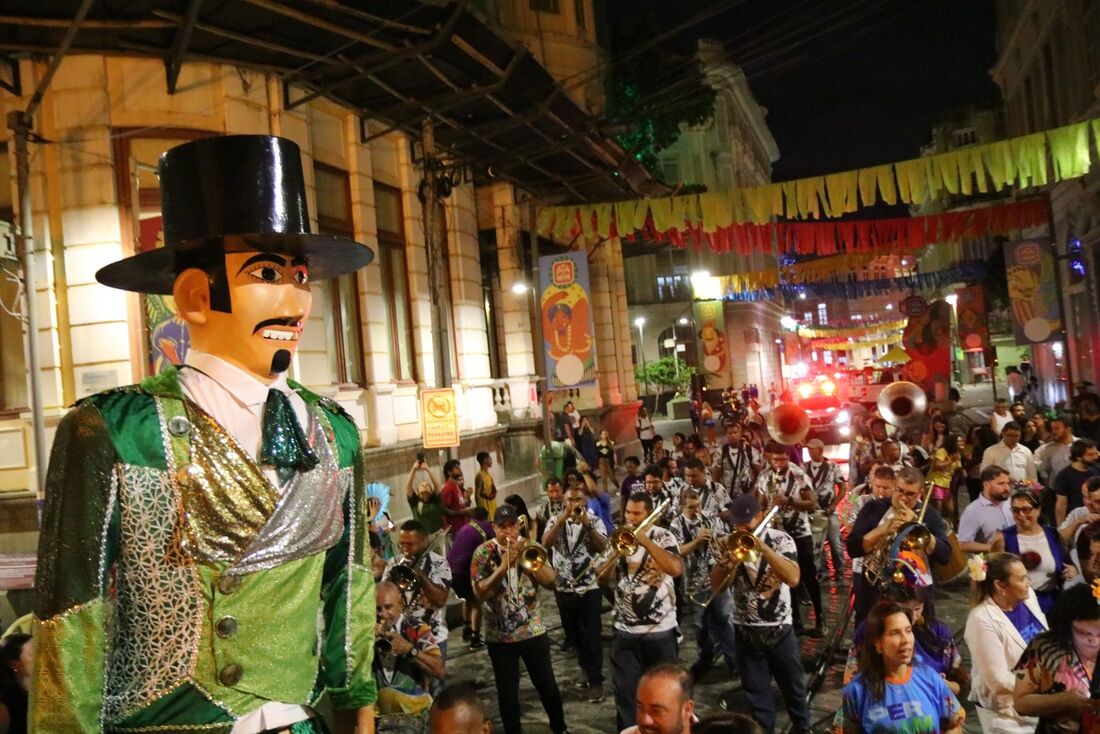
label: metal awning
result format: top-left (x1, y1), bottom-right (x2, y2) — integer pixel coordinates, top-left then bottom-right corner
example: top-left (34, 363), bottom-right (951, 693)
top-left (0, 0), bottom-right (660, 202)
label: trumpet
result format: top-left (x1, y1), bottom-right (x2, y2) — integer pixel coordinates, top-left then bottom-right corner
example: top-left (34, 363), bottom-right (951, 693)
top-left (570, 504), bottom-right (586, 521)
top-left (700, 504), bottom-right (781, 607)
top-left (595, 499), bottom-right (671, 578)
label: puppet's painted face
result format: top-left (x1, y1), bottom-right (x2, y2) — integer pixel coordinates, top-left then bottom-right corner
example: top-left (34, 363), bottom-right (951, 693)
top-left (195, 250), bottom-right (312, 379)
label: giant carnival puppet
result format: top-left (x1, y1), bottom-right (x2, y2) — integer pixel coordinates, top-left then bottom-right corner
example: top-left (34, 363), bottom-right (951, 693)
top-left (31, 136), bottom-right (378, 733)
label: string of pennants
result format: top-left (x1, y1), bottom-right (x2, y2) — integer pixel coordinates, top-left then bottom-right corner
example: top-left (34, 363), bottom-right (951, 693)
top-left (719, 261), bottom-right (987, 302)
top-left (796, 318), bottom-right (908, 339)
top-left (536, 117), bottom-right (1094, 247)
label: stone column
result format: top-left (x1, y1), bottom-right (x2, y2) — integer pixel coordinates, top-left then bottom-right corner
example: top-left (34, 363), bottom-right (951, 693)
top-left (589, 241), bottom-right (618, 407)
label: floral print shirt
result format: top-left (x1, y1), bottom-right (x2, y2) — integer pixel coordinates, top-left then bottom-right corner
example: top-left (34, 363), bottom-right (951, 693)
top-left (471, 539), bottom-right (546, 643)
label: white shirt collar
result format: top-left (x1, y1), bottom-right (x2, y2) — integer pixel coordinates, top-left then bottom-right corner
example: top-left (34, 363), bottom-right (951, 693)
top-left (184, 349), bottom-right (291, 411)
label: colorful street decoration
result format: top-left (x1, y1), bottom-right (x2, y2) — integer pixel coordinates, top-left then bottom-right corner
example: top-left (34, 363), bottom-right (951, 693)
top-left (797, 318), bottom-right (907, 339)
top-left (537, 117), bottom-right (1097, 238)
top-left (693, 300), bottom-right (731, 388)
top-left (955, 285), bottom-right (990, 352)
top-left (1004, 239), bottom-right (1063, 344)
top-left (539, 251), bottom-right (597, 388)
top-left (902, 299), bottom-right (953, 394)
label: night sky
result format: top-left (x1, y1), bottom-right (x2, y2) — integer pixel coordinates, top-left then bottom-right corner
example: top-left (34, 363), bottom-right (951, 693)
top-left (607, 0), bottom-right (1003, 182)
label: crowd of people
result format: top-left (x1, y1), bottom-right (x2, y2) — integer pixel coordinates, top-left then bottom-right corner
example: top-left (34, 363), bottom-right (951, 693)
top-left (365, 381), bottom-right (1100, 734)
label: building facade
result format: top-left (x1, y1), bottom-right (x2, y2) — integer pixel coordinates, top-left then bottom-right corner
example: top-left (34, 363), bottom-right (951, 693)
top-left (992, 0), bottom-right (1100, 395)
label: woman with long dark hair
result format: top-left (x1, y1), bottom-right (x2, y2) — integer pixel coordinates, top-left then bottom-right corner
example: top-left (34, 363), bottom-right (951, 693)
top-left (0, 634), bottom-right (32, 734)
top-left (1014, 582), bottom-right (1100, 732)
top-left (838, 601), bottom-right (965, 733)
top-left (992, 489), bottom-right (1078, 613)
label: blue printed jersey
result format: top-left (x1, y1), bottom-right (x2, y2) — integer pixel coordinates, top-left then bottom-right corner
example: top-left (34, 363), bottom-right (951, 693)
top-left (840, 662), bottom-right (964, 734)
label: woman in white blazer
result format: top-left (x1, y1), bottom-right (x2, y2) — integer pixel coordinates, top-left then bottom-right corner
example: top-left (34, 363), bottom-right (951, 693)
top-left (964, 552), bottom-right (1048, 733)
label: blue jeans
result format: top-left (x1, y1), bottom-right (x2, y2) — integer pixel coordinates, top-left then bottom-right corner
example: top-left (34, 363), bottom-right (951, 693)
top-left (815, 512), bottom-right (845, 577)
top-left (691, 588), bottom-right (738, 673)
top-left (734, 624), bottom-right (810, 734)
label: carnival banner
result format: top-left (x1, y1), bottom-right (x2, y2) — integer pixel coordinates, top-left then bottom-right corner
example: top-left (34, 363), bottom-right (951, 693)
top-left (955, 285), bottom-right (990, 352)
top-left (902, 298), bottom-right (953, 396)
top-left (693, 300), bottom-right (732, 388)
top-left (139, 215), bottom-right (190, 373)
top-left (540, 251), bottom-right (597, 388)
top-left (1004, 239), bottom-right (1062, 345)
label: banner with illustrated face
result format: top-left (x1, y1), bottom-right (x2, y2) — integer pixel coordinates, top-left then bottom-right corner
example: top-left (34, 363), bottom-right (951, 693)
top-left (902, 297), bottom-right (952, 395)
top-left (955, 285), bottom-right (989, 353)
top-left (540, 251), bottom-right (596, 388)
top-left (693, 300), bottom-right (731, 388)
top-left (1005, 238), bottom-right (1062, 344)
top-left (140, 215), bottom-right (190, 373)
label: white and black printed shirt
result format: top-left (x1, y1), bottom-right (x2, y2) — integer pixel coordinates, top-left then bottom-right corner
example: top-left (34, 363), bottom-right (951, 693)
top-left (612, 526), bottom-right (681, 635)
top-left (713, 441), bottom-right (761, 495)
top-left (670, 511), bottom-right (726, 602)
top-left (730, 527), bottom-right (798, 627)
top-left (544, 509), bottom-right (607, 594)
top-left (664, 475), bottom-right (689, 509)
top-left (755, 465), bottom-right (813, 539)
top-left (689, 480), bottom-right (733, 530)
top-left (805, 460), bottom-right (842, 512)
top-left (384, 550), bottom-right (453, 643)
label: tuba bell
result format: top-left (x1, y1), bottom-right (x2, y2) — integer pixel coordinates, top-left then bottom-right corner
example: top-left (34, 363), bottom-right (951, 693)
top-left (877, 381), bottom-right (927, 428)
top-left (767, 402), bottom-right (810, 445)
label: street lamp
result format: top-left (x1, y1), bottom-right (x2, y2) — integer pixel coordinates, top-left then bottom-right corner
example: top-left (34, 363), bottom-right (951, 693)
top-left (634, 316), bottom-right (648, 398)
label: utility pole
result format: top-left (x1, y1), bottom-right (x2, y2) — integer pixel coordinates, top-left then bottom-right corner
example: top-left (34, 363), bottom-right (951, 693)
top-left (527, 201), bottom-right (551, 450)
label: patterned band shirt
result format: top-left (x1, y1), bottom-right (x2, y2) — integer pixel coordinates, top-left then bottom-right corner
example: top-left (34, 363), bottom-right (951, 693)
top-left (755, 465), bottom-right (813, 539)
top-left (670, 510), bottom-right (726, 603)
top-left (384, 550), bottom-right (452, 644)
top-left (612, 526), bottom-right (681, 635)
top-left (714, 441), bottom-right (760, 495)
top-left (731, 527), bottom-right (798, 627)
top-left (544, 509), bottom-right (608, 594)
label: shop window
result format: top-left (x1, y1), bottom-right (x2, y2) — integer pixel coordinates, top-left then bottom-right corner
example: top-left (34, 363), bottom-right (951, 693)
top-left (374, 184), bottom-right (417, 382)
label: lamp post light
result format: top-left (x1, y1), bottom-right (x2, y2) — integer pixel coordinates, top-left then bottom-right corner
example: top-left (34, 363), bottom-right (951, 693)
top-left (634, 316), bottom-right (648, 399)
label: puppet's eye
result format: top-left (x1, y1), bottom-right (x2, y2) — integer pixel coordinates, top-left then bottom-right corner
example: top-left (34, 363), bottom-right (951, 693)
top-left (292, 265), bottom-right (309, 285)
top-left (247, 265), bottom-right (283, 283)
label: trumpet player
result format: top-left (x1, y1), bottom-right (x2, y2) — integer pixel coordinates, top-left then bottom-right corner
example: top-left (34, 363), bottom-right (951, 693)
top-left (670, 488), bottom-right (739, 681)
top-left (471, 505), bottom-right (567, 734)
top-left (755, 441), bottom-right (823, 638)
top-left (712, 493), bottom-right (809, 734)
top-left (712, 420), bottom-right (762, 495)
top-left (543, 484), bottom-right (609, 701)
top-left (385, 520), bottom-right (453, 674)
top-left (373, 581), bottom-right (444, 720)
top-left (682, 457), bottom-right (734, 527)
top-left (605, 491), bottom-right (684, 732)
top-left (847, 466), bottom-right (951, 625)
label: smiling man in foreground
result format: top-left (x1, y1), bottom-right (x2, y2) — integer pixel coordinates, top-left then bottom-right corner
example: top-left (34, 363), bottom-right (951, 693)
top-left (31, 135), bottom-right (378, 733)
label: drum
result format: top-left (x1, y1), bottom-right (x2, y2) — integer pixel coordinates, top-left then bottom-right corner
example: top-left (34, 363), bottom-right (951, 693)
top-left (931, 532), bottom-right (968, 585)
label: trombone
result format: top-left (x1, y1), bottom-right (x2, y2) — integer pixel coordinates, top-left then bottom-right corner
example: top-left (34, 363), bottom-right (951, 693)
top-left (865, 481), bottom-right (935, 586)
top-left (511, 515), bottom-right (549, 573)
top-left (387, 530), bottom-right (445, 593)
top-left (700, 504), bottom-right (781, 607)
top-left (595, 499), bottom-right (671, 579)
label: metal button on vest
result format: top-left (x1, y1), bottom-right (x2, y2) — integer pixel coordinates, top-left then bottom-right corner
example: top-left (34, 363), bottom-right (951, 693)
top-left (215, 615), bottom-right (238, 639)
top-left (167, 416), bottom-right (192, 436)
top-left (217, 575), bottom-right (241, 594)
top-left (218, 663), bottom-right (243, 687)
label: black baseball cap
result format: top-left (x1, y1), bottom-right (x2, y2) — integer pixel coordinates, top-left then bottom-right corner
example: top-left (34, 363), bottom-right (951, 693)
top-left (494, 505), bottom-right (519, 524)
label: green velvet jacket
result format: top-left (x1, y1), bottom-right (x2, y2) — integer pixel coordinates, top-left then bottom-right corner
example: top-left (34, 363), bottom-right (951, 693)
top-left (30, 368), bottom-right (377, 733)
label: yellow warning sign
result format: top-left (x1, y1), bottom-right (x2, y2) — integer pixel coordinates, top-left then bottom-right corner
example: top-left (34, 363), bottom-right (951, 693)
top-left (421, 388), bottom-right (459, 449)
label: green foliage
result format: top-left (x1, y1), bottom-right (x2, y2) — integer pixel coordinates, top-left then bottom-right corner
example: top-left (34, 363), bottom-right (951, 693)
top-left (635, 356), bottom-right (694, 396)
top-left (603, 11), bottom-right (716, 177)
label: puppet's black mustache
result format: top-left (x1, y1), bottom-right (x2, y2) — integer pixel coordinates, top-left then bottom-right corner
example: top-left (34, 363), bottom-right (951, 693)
top-left (252, 316), bottom-right (303, 335)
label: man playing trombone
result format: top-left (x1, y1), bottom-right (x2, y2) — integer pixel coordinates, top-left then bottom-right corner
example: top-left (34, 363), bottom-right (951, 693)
top-left (600, 491), bottom-right (684, 732)
top-left (847, 465), bottom-right (952, 625)
top-left (711, 493), bottom-right (810, 733)
top-left (472, 505), bottom-right (567, 734)
top-left (542, 484), bottom-right (610, 702)
top-left (385, 519), bottom-right (452, 693)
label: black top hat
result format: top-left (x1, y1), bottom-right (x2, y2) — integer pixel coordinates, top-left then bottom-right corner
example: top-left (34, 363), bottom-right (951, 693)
top-left (96, 135), bottom-right (373, 293)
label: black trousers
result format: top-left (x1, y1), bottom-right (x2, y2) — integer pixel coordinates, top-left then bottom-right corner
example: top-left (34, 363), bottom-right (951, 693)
top-left (792, 534), bottom-right (822, 628)
top-left (852, 572), bottom-right (880, 627)
top-left (556, 588), bottom-right (604, 684)
top-left (611, 629), bottom-right (679, 731)
top-left (486, 634), bottom-right (567, 734)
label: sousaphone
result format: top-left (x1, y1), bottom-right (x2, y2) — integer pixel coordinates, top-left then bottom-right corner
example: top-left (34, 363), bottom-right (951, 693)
top-left (877, 381), bottom-right (927, 428)
top-left (766, 402), bottom-right (811, 445)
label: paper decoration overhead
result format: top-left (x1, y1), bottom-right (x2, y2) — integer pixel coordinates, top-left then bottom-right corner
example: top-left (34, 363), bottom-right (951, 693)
top-left (797, 318), bottom-right (908, 339)
top-left (536, 117), bottom-right (1094, 242)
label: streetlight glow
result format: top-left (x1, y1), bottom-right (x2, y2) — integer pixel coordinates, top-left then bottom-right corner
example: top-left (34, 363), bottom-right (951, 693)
top-left (780, 316), bottom-right (798, 331)
top-left (678, 316), bottom-right (689, 325)
top-left (634, 316), bottom-right (646, 327)
top-left (885, 303), bottom-right (894, 310)
top-left (511, 282), bottom-right (529, 295)
top-left (945, 294), bottom-right (958, 307)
